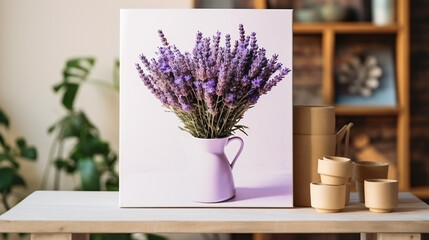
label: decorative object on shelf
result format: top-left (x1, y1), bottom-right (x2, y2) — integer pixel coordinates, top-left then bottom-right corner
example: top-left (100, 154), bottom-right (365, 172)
top-left (233, 0), bottom-right (254, 8)
top-left (335, 49), bottom-right (396, 106)
top-left (336, 55), bottom-right (383, 98)
top-left (353, 161), bottom-right (389, 202)
top-left (120, 9), bottom-right (293, 207)
top-left (195, 0), bottom-right (234, 8)
top-left (295, 8), bottom-right (321, 23)
top-left (267, 0), bottom-right (294, 9)
top-left (310, 182), bottom-right (346, 213)
top-left (293, 105), bottom-right (353, 206)
top-left (294, 0), bottom-right (354, 23)
top-left (182, 136), bottom-right (243, 202)
top-left (372, 0), bottom-right (395, 25)
top-left (135, 24), bottom-right (290, 203)
top-left (364, 179), bottom-right (398, 212)
top-left (319, 1), bottom-right (348, 22)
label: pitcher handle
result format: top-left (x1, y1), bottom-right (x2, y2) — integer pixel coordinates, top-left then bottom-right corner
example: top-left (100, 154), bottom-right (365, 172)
top-left (336, 122), bottom-right (353, 157)
top-left (226, 136), bottom-right (244, 169)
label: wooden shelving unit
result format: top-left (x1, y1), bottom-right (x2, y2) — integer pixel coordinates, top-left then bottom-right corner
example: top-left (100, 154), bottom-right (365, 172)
top-left (334, 106), bottom-right (401, 116)
top-left (195, 0), bottom-right (420, 198)
top-left (294, 23), bottom-right (400, 34)
top-left (253, 1), bottom-right (417, 197)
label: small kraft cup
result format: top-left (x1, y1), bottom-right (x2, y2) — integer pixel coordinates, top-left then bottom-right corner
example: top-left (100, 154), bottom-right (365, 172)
top-left (318, 156), bottom-right (352, 185)
top-left (353, 161), bottom-right (389, 202)
top-left (364, 179), bottom-right (398, 213)
top-left (310, 182), bottom-right (346, 213)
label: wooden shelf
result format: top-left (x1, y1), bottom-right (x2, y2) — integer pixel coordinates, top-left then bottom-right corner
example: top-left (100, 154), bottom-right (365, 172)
top-left (334, 106), bottom-right (400, 116)
top-left (294, 22), bottom-right (399, 34)
top-left (292, 0), bottom-right (411, 194)
top-left (1, 191), bottom-right (429, 236)
top-left (254, 0), bottom-right (412, 201)
top-left (412, 187), bottom-right (429, 199)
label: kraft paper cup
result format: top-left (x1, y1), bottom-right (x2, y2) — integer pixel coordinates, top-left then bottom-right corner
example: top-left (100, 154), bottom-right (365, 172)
top-left (353, 161), bottom-right (389, 202)
top-left (293, 105), bottom-right (335, 135)
top-left (364, 179), bottom-right (398, 213)
top-left (318, 156), bottom-right (352, 185)
top-left (310, 182), bottom-right (346, 213)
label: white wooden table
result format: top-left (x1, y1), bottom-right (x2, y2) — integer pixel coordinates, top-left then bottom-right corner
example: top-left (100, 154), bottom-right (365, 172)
top-left (0, 191), bottom-right (428, 240)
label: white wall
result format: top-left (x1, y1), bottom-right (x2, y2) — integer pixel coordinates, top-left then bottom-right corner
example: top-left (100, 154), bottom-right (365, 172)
top-left (0, 0), bottom-right (193, 196)
top-left (0, 2), bottom-right (236, 240)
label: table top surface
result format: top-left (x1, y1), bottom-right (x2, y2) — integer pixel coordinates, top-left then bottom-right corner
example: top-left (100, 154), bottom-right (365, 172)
top-left (0, 191), bottom-right (429, 234)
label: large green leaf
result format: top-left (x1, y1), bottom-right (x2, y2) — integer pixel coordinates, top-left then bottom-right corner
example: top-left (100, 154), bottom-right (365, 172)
top-left (62, 58), bottom-right (96, 83)
top-left (53, 82), bottom-right (64, 93)
top-left (77, 157), bottom-right (100, 191)
top-left (54, 58), bottom-right (96, 111)
top-left (57, 114), bottom-right (82, 139)
top-left (0, 153), bottom-right (19, 169)
top-left (0, 108), bottom-right (9, 128)
top-left (16, 138), bottom-right (26, 148)
top-left (0, 167), bottom-right (25, 193)
top-left (52, 112), bottom-right (96, 140)
top-left (113, 59), bottom-right (120, 91)
top-left (0, 135), bottom-right (11, 151)
top-left (66, 58), bottom-right (95, 71)
top-left (105, 176), bottom-right (119, 191)
top-left (16, 138), bottom-right (37, 160)
top-left (62, 83), bottom-right (79, 111)
top-left (81, 138), bottom-right (109, 156)
top-left (21, 147), bottom-right (37, 160)
top-left (106, 153), bottom-right (117, 168)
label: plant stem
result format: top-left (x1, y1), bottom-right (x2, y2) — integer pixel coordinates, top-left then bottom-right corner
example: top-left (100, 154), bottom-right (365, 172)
top-left (2, 192), bottom-right (10, 211)
top-left (53, 140), bottom-right (64, 191)
top-left (41, 135), bottom-right (59, 190)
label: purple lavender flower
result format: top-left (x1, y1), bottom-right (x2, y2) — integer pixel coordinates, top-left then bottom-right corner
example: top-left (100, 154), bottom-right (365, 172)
top-left (193, 81), bottom-right (204, 100)
top-left (158, 30), bottom-right (169, 46)
top-left (136, 24), bottom-right (290, 138)
top-left (174, 76), bottom-right (185, 87)
top-left (184, 74), bottom-right (193, 85)
top-left (203, 78), bottom-right (216, 94)
top-left (251, 76), bottom-right (263, 88)
top-left (226, 93), bottom-right (235, 102)
top-left (241, 75), bottom-right (250, 84)
top-left (239, 24), bottom-right (245, 43)
top-left (250, 32), bottom-right (258, 53)
top-left (261, 67), bottom-right (291, 95)
top-left (212, 31), bottom-right (221, 60)
top-left (225, 34), bottom-right (231, 52)
top-left (181, 103), bottom-right (191, 113)
top-left (248, 91), bottom-right (260, 104)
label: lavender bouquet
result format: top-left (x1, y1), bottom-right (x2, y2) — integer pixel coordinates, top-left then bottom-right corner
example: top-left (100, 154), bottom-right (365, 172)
top-left (136, 24), bottom-right (290, 139)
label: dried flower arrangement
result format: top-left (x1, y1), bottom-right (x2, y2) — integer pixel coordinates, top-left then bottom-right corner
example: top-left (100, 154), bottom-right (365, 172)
top-left (136, 24), bottom-right (290, 139)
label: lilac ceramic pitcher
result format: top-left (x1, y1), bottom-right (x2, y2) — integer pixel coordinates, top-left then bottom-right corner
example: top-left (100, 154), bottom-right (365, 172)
top-left (184, 136), bottom-right (244, 203)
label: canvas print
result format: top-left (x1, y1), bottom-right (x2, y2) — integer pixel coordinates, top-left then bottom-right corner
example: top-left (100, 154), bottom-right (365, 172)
top-left (120, 9), bottom-right (293, 207)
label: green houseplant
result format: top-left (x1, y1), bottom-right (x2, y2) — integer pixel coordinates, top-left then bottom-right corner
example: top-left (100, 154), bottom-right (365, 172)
top-left (0, 107), bottom-right (37, 240)
top-left (44, 57), bottom-right (166, 240)
top-left (43, 58), bottom-right (119, 192)
top-left (0, 108), bottom-right (37, 209)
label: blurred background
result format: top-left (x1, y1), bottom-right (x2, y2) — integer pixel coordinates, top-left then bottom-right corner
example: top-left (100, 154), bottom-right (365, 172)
top-left (0, 0), bottom-right (427, 239)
